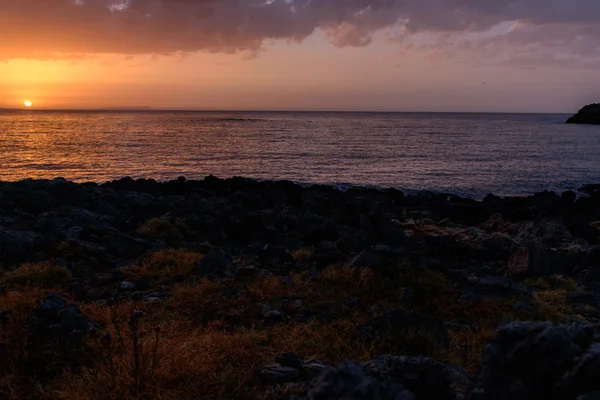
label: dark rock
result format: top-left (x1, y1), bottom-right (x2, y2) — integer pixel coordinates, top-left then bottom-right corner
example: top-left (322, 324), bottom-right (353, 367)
top-left (472, 321), bottom-right (591, 400)
top-left (584, 246), bottom-right (600, 268)
top-left (467, 276), bottom-right (530, 296)
top-left (344, 297), bottom-right (366, 309)
top-left (260, 362), bottom-right (300, 383)
top-left (399, 287), bottom-right (416, 303)
top-left (513, 301), bottom-right (533, 312)
top-left (303, 360), bottom-right (413, 400)
top-left (556, 343), bottom-right (600, 398)
top-left (28, 293), bottom-right (100, 345)
top-left (566, 292), bottom-right (599, 308)
top-left (135, 276), bottom-right (153, 291)
top-left (235, 266), bottom-right (259, 279)
top-left (0, 229), bottom-right (42, 266)
top-left (194, 249), bottom-right (232, 276)
top-left (567, 104), bottom-right (600, 125)
top-left (263, 309), bottom-right (285, 324)
top-left (507, 243), bottom-right (578, 276)
top-left (120, 281), bottom-right (135, 290)
top-left (362, 354), bottom-right (472, 400)
top-left (562, 191), bottom-right (577, 203)
top-left (349, 250), bottom-right (385, 269)
top-left (72, 283), bottom-right (89, 302)
top-left (275, 352), bottom-right (304, 370)
top-left (356, 309), bottom-right (450, 347)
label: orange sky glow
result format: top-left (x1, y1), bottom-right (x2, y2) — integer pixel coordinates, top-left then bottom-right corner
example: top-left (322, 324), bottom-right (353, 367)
top-left (1, 1), bottom-right (599, 112)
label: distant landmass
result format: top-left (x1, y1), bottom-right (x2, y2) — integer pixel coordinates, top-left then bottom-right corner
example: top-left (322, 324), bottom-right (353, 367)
top-left (566, 103), bottom-right (600, 125)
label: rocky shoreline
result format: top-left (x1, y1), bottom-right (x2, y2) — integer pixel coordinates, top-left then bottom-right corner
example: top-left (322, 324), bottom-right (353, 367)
top-left (1, 176), bottom-right (600, 399)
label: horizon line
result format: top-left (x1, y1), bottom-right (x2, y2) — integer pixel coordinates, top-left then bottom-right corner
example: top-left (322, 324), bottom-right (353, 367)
top-left (0, 107), bottom-right (572, 115)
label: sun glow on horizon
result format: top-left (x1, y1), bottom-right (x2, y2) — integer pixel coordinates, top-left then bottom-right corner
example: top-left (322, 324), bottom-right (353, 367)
top-left (24, 100), bottom-right (32, 107)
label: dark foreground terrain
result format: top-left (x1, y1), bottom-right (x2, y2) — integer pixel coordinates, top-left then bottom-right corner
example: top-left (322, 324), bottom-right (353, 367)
top-left (1, 176), bottom-right (600, 399)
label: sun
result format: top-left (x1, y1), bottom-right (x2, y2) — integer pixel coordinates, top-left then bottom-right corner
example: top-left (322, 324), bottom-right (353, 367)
top-left (24, 100), bottom-right (32, 107)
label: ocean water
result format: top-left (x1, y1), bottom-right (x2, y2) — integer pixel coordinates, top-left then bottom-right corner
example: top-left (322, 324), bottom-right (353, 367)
top-left (0, 110), bottom-right (599, 198)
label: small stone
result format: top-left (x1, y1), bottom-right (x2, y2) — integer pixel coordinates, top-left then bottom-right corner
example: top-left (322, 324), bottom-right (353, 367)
top-left (120, 281), bottom-right (135, 290)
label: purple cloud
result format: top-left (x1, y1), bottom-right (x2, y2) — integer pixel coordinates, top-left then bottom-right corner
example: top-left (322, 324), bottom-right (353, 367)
top-left (0, 0), bottom-right (598, 65)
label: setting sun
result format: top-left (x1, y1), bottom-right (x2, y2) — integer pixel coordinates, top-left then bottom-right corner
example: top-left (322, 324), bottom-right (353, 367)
top-left (24, 100), bottom-right (32, 107)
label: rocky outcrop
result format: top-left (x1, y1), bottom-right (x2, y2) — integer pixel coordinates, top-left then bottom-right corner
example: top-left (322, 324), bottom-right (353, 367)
top-left (566, 104), bottom-right (600, 125)
top-left (473, 321), bottom-right (600, 400)
top-left (262, 353), bottom-right (472, 400)
top-left (265, 320), bottom-right (600, 400)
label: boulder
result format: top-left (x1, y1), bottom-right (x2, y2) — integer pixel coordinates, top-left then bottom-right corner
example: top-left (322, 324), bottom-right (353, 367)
top-left (506, 243), bottom-right (579, 276)
top-left (194, 248), bottom-right (232, 276)
top-left (0, 229), bottom-right (42, 266)
top-left (472, 321), bottom-right (600, 400)
top-left (28, 293), bottom-right (100, 345)
top-left (303, 360), bottom-right (414, 400)
top-left (567, 104), bottom-right (600, 125)
top-left (363, 354), bottom-right (472, 399)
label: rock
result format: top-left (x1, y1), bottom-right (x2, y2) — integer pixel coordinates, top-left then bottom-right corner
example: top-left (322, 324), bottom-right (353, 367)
top-left (0, 229), bottom-right (42, 266)
top-left (349, 250), bottom-right (385, 269)
top-left (260, 362), bottom-right (300, 383)
top-left (472, 321), bottom-right (592, 399)
top-left (194, 249), bottom-right (232, 276)
top-left (66, 226), bottom-right (83, 240)
top-left (567, 104), bottom-right (600, 125)
top-left (362, 354), bottom-right (472, 400)
top-left (507, 243), bottom-right (578, 276)
top-left (399, 287), bottom-right (416, 303)
top-left (302, 358), bottom-right (330, 378)
top-left (235, 266), bottom-right (259, 278)
top-left (562, 191), bottom-right (577, 203)
top-left (275, 352), bottom-right (304, 370)
top-left (566, 292), bottom-right (599, 308)
top-left (344, 297), bottom-right (366, 309)
top-left (263, 309), bottom-right (285, 324)
top-left (28, 293), bottom-right (99, 345)
top-left (557, 343), bottom-right (600, 398)
top-left (273, 352), bottom-right (330, 379)
top-left (356, 309), bottom-right (450, 347)
top-left (466, 276), bottom-right (530, 296)
top-left (120, 281), bottom-right (135, 290)
top-left (513, 301), bottom-right (533, 312)
top-left (304, 360), bottom-right (413, 400)
top-left (135, 276), bottom-right (153, 290)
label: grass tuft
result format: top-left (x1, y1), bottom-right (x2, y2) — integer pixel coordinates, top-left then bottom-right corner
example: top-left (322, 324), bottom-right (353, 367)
top-left (1, 262), bottom-right (72, 288)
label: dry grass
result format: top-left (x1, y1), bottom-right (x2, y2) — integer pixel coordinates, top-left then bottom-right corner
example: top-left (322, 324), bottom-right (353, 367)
top-left (125, 249), bottom-right (203, 280)
top-left (1, 262), bottom-right (72, 288)
top-left (524, 275), bottom-right (580, 291)
top-left (290, 248), bottom-right (313, 262)
top-left (0, 256), bottom-right (591, 399)
top-left (137, 217), bottom-right (191, 245)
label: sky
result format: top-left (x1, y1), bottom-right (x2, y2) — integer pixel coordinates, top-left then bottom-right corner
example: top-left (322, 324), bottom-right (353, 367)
top-left (1, 0), bottom-right (599, 112)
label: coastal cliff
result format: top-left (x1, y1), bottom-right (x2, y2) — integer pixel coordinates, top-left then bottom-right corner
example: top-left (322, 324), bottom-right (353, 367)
top-left (566, 103), bottom-right (600, 125)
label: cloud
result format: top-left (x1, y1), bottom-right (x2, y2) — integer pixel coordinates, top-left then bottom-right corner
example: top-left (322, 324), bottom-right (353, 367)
top-left (1, 0), bottom-right (599, 65)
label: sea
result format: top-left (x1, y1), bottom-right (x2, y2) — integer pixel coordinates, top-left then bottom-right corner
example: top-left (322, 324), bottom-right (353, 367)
top-left (1, 110), bottom-right (599, 198)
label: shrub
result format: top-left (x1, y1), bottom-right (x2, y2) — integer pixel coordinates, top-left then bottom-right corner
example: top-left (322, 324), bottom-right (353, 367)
top-left (1, 262), bottom-right (72, 288)
top-left (137, 217), bottom-right (191, 245)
